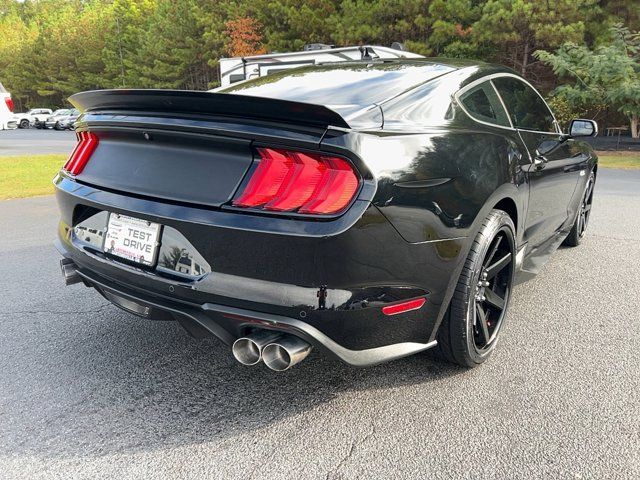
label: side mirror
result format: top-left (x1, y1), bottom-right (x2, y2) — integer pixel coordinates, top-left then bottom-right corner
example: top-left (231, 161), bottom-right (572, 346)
top-left (569, 119), bottom-right (598, 138)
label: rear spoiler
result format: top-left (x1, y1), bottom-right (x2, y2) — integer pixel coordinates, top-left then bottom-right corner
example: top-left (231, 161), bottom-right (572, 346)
top-left (69, 89), bottom-right (350, 129)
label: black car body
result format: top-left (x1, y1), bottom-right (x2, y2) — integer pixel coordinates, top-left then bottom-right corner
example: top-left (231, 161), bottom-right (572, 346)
top-left (55, 60), bottom-right (597, 369)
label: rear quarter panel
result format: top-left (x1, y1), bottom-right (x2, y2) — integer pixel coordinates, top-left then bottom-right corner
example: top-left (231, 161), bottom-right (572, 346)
top-left (321, 117), bottom-right (530, 342)
top-left (322, 124), bottom-right (529, 245)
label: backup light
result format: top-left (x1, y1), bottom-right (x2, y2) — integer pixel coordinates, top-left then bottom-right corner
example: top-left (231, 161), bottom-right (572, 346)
top-left (233, 147), bottom-right (360, 215)
top-left (382, 298), bottom-right (426, 316)
top-left (63, 131), bottom-right (99, 175)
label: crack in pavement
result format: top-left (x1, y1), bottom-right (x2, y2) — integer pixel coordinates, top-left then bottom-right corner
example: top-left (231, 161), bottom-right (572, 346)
top-left (325, 421), bottom-right (377, 480)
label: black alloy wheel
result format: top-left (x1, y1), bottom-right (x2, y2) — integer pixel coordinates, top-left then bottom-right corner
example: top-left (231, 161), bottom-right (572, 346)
top-left (564, 172), bottom-right (595, 247)
top-left (471, 229), bottom-right (513, 353)
top-left (438, 209), bottom-right (516, 367)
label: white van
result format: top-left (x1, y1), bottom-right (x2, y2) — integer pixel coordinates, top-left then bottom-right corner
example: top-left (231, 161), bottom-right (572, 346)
top-left (0, 82), bottom-right (18, 130)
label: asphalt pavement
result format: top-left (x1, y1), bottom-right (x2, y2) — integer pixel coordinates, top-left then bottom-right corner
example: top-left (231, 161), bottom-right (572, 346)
top-left (0, 128), bottom-right (76, 155)
top-left (0, 169), bottom-right (638, 479)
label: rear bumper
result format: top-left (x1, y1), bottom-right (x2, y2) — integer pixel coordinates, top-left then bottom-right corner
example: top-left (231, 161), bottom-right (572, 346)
top-left (55, 173), bottom-right (468, 365)
top-left (57, 246), bottom-right (437, 366)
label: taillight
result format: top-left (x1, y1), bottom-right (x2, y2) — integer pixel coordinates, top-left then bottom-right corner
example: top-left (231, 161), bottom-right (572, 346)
top-left (233, 147), bottom-right (360, 215)
top-left (63, 131), bottom-right (99, 175)
top-left (4, 97), bottom-right (14, 113)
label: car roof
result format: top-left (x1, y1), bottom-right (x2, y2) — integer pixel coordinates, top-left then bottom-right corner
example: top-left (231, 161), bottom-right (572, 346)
top-left (220, 59), bottom-right (516, 110)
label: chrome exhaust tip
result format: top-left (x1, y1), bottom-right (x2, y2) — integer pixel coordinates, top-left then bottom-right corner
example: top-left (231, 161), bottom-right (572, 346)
top-left (60, 258), bottom-right (81, 286)
top-left (232, 330), bottom-right (283, 366)
top-left (262, 335), bottom-right (312, 371)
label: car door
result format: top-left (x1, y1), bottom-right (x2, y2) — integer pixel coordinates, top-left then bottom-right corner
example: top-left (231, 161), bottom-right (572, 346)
top-left (492, 76), bottom-right (584, 250)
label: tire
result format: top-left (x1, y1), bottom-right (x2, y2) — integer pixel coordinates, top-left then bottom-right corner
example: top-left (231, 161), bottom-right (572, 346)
top-left (437, 209), bottom-right (516, 367)
top-left (563, 172), bottom-right (595, 247)
top-left (19, 119), bottom-right (30, 129)
top-left (54, 122), bottom-right (61, 130)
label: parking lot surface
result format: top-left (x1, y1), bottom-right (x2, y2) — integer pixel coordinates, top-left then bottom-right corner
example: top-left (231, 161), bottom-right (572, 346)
top-left (0, 129), bottom-right (76, 155)
top-left (0, 169), bottom-right (638, 479)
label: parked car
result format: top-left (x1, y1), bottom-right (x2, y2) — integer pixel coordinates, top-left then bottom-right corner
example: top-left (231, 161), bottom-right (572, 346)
top-left (55, 109), bottom-right (80, 130)
top-left (0, 82), bottom-right (18, 130)
top-left (55, 56), bottom-right (598, 372)
top-left (43, 109), bottom-right (72, 129)
top-left (13, 108), bottom-right (53, 129)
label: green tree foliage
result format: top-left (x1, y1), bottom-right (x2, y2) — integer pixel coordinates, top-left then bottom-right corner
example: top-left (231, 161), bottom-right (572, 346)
top-left (536, 25), bottom-right (640, 137)
top-left (102, 0), bottom-right (158, 88)
top-left (425, 0), bottom-right (480, 58)
top-left (330, 1), bottom-right (430, 50)
top-left (248, 0), bottom-right (339, 52)
top-left (0, 0), bottom-right (636, 119)
top-left (472, 0), bottom-right (598, 78)
top-left (131, 0), bottom-right (214, 90)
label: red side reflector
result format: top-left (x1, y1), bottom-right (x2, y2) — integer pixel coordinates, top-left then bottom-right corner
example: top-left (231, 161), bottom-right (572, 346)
top-left (233, 147), bottom-right (360, 215)
top-left (382, 298), bottom-right (426, 316)
top-left (63, 131), bottom-right (99, 175)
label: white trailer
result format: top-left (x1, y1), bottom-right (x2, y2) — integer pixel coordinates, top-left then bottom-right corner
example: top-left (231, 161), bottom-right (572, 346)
top-left (218, 44), bottom-right (423, 88)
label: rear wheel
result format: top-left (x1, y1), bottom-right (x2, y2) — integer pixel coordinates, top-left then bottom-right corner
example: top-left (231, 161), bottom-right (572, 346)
top-left (563, 172), bottom-right (595, 247)
top-left (438, 209), bottom-right (516, 367)
top-left (19, 119), bottom-right (30, 129)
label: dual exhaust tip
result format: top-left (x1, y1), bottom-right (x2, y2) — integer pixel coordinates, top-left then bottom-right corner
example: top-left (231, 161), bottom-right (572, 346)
top-left (232, 330), bottom-right (312, 371)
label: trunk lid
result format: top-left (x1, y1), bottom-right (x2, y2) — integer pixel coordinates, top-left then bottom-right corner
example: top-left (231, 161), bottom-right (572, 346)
top-left (68, 89), bottom-right (344, 208)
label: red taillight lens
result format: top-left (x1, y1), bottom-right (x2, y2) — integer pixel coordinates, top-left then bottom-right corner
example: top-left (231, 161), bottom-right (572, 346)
top-left (233, 148), bottom-right (360, 215)
top-left (4, 97), bottom-right (14, 113)
top-left (382, 298), bottom-right (426, 316)
top-left (63, 131), bottom-right (99, 175)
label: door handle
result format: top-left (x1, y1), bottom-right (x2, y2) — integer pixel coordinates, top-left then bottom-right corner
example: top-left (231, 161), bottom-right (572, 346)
top-left (533, 155), bottom-right (548, 170)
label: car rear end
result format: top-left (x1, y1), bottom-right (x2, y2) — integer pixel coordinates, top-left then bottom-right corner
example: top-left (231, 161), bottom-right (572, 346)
top-left (56, 65), bottom-right (468, 369)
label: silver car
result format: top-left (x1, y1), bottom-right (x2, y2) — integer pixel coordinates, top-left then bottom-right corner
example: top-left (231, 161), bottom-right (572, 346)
top-left (44, 109), bottom-right (72, 129)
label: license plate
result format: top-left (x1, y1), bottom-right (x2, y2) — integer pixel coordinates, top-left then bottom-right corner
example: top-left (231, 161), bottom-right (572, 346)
top-left (104, 214), bottom-right (161, 266)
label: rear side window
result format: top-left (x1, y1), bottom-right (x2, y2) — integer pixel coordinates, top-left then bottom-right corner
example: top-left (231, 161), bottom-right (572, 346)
top-left (459, 81), bottom-right (510, 127)
top-left (492, 77), bottom-right (556, 133)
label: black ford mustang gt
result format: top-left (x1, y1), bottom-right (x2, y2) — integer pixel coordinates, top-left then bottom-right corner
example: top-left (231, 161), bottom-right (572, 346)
top-left (55, 59), bottom-right (597, 371)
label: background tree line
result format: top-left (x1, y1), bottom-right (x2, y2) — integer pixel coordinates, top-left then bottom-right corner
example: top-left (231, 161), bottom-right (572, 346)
top-left (0, 0), bottom-right (638, 135)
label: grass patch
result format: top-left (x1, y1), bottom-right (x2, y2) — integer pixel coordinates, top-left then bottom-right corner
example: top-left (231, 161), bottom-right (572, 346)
top-left (0, 154), bottom-right (67, 200)
top-left (596, 151), bottom-right (640, 169)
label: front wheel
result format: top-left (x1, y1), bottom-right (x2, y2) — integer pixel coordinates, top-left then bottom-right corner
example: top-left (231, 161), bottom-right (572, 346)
top-left (19, 119), bottom-right (30, 129)
top-left (437, 209), bottom-right (516, 367)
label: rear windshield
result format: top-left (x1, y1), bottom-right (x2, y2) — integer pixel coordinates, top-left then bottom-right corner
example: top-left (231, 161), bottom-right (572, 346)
top-left (219, 62), bottom-right (455, 107)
